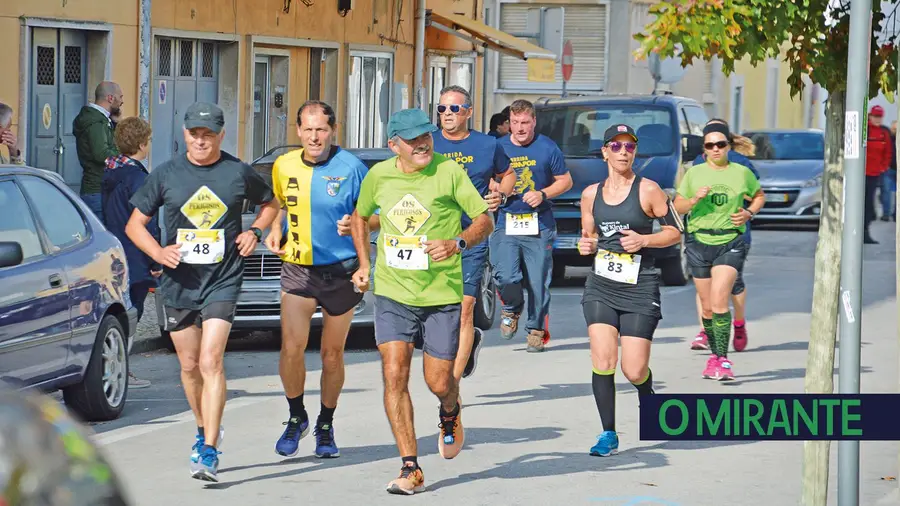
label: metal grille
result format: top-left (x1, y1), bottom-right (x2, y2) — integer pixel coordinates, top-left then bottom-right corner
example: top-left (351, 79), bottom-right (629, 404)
top-left (201, 42), bottom-right (215, 78)
top-left (243, 252), bottom-right (283, 279)
top-left (64, 46), bottom-right (82, 84)
top-left (157, 39), bottom-right (172, 77)
top-left (37, 47), bottom-right (55, 86)
top-left (179, 40), bottom-right (194, 77)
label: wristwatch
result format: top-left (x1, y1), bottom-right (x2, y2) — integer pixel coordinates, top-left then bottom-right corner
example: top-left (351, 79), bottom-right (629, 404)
top-left (250, 227), bottom-right (263, 243)
top-left (498, 192), bottom-right (509, 207)
top-left (539, 190), bottom-right (547, 201)
top-left (745, 209), bottom-right (756, 221)
top-left (455, 237), bottom-right (467, 252)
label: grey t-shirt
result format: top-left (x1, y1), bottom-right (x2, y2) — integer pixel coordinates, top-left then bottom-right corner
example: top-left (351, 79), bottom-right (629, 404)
top-left (130, 152), bottom-right (274, 309)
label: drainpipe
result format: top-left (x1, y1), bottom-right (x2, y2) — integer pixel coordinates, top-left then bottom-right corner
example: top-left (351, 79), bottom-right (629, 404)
top-left (414, 0), bottom-right (426, 110)
top-left (139, 0), bottom-right (151, 122)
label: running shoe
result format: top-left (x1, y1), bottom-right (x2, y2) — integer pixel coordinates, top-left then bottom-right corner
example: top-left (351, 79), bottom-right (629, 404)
top-left (314, 422), bottom-right (340, 458)
top-left (437, 404), bottom-right (465, 459)
top-left (691, 330), bottom-right (709, 350)
top-left (500, 311), bottom-right (520, 340)
top-left (190, 446), bottom-right (221, 482)
top-left (716, 357), bottom-right (735, 381)
top-left (589, 430), bottom-right (619, 457)
top-left (386, 464), bottom-right (425, 495)
top-left (190, 426), bottom-right (224, 464)
top-left (526, 329), bottom-right (546, 353)
top-left (733, 323), bottom-right (748, 352)
top-left (702, 355), bottom-right (718, 379)
top-left (275, 416), bottom-right (310, 457)
top-left (462, 327), bottom-right (484, 378)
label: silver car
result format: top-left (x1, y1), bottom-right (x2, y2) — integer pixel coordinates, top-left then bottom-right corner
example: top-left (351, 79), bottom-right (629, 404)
top-left (743, 129), bottom-right (825, 224)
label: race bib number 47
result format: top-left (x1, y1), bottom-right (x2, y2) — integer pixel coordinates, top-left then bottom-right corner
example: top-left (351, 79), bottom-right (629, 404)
top-left (178, 228), bottom-right (225, 264)
top-left (384, 234), bottom-right (428, 270)
top-left (505, 212), bottom-right (538, 236)
top-left (593, 249), bottom-right (641, 285)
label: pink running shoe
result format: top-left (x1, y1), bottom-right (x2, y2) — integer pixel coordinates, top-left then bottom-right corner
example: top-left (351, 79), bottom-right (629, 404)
top-left (733, 324), bottom-right (748, 352)
top-left (691, 330), bottom-right (710, 351)
top-left (702, 355), bottom-right (718, 379)
top-left (716, 357), bottom-right (735, 381)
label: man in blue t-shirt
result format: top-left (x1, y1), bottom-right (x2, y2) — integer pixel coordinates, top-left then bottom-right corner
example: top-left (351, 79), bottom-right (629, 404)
top-left (433, 85), bottom-right (516, 382)
top-left (492, 99), bottom-right (573, 352)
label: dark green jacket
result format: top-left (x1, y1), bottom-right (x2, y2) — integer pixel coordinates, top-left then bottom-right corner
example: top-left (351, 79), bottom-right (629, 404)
top-left (73, 105), bottom-right (118, 194)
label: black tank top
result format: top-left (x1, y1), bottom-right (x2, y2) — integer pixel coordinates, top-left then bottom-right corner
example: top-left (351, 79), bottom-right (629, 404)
top-left (592, 176), bottom-right (656, 271)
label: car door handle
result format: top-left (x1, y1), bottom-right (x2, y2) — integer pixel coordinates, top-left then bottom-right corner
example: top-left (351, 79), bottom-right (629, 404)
top-left (49, 274), bottom-right (63, 288)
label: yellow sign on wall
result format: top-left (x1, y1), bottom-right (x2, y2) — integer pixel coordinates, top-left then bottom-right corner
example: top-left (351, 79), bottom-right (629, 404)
top-left (527, 58), bottom-right (555, 83)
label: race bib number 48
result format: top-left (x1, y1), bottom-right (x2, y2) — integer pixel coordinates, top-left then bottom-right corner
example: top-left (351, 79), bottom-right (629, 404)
top-left (384, 234), bottom-right (428, 270)
top-left (505, 212), bottom-right (538, 236)
top-left (178, 228), bottom-right (225, 264)
top-left (593, 249), bottom-right (641, 285)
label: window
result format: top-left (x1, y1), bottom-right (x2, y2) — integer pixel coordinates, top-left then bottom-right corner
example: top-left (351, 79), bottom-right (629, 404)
top-left (347, 53), bottom-right (392, 148)
top-left (18, 176), bottom-right (87, 251)
top-left (683, 106), bottom-right (709, 136)
top-left (427, 54), bottom-right (475, 126)
top-left (0, 181), bottom-right (44, 261)
top-left (677, 108), bottom-right (690, 137)
top-left (744, 131), bottom-right (825, 160)
top-left (536, 105), bottom-right (676, 157)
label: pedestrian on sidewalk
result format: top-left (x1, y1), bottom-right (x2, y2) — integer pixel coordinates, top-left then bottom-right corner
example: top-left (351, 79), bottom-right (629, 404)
top-left (864, 105), bottom-right (891, 243)
top-left (73, 82), bottom-right (123, 222)
top-left (0, 103), bottom-right (24, 165)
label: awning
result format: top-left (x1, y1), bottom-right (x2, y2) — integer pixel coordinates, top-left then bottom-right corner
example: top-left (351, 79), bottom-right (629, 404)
top-left (427, 8), bottom-right (557, 82)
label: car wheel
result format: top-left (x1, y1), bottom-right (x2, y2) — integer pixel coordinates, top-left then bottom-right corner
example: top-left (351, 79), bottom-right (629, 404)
top-left (63, 314), bottom-right (128, 422)
top-left (473, 263), bottom-right (497, 330)
top-left (660, 236), bottom-right (690, 286)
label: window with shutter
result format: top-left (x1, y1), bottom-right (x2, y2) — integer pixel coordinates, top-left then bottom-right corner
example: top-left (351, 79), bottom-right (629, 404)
top-left (497, 2), bottom-right (608, 92)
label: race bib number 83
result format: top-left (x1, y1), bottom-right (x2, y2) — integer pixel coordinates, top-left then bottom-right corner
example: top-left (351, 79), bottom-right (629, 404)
top-left (384, 234), bottom-right (428, 270)
top-left (593, 248), bottom-right (641, 285)
top-left (178, 228), bottom-right (225, 264)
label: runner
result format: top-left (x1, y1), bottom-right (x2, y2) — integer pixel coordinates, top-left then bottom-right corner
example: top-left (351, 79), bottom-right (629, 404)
top-left (349, 108), bottom-right (494, 495)
top-left (578, 123), bottom-right (682, 456)
top-left (689, 119), bottom-right (759, 353)
top-left (432, 85), bottom-right (516, 381)
top-left (126, 102), bottom-right (278, 481)
top-left (263, 100), bottom-right (368, 459)
top-left (492, 99), bottom-right (573, 352)
top-left (674, 122), bottom-right (765, 381)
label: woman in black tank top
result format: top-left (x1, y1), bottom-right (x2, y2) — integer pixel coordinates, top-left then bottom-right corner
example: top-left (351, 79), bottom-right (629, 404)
top-left (575, 124), bottom-right (684, 458)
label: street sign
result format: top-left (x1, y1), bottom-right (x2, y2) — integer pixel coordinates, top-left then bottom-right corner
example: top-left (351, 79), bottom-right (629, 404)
top-left (562, 39), bottom-right (574, 82)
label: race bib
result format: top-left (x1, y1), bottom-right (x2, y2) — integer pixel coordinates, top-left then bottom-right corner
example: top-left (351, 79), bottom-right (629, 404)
top-left (384, 234), bottom-right (428, 270)
top-left (505, 212), bottom-right (538, 236)
top-left (177, 228), bottom-right (225, 264)
top-left (593, 248), bottom-right (641, 285)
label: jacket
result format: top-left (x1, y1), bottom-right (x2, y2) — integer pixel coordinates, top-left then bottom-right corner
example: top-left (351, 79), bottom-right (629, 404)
top-left (101, 155), bottom-right (160, 285)
top-left (865, 123), bottom-right (892, 177)
top-left (73, 106), bottom-right (118, 194)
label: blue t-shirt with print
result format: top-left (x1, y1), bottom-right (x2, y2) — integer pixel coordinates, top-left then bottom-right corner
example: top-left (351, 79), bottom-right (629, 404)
top-left (692, 151), bottom-right (760, 245)
top-left (433, 130), bottom-right (511, 229)
top-left (497, 134), bottom-right (568, 231)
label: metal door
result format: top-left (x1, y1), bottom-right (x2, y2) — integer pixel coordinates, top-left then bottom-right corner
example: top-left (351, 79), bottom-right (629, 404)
top-left (29, 28), bottom-right (87, 191)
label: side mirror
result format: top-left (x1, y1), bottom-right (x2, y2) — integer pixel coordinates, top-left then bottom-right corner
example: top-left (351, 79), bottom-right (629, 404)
top-left (683, 134), bottom-right (704, 162)
top-left (0, 242), bottom-right (24, 268)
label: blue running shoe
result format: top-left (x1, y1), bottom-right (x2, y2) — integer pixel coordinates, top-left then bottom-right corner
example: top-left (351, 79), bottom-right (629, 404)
top-left (590, 431), bottom-right (619, 457)
top-left (190, 445), bottom-right (221, 482)
top-left (190, 426), bottom-right (225, 464)
top-left (314, 422), bottom-right (340, 458)
top-left (275, 416), bottom-right (309, 457)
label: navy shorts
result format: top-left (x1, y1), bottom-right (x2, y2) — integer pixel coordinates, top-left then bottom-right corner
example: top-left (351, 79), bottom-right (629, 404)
top-left (461, 244), bottom-right (488, 298)
top-left (374, 295), bottom-right (461, 361)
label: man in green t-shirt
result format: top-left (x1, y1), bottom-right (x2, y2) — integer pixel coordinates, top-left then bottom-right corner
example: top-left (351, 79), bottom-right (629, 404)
top-left (349, 108), bottom-right (494, 496)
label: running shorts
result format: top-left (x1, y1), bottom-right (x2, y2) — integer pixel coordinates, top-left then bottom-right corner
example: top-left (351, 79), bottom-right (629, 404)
top-left (461, 244), bottom-right (488, 298)
top-left (731, 243), bottom-right (750, 295)
top-left (281, 259), bottom-right (363, 316)
top-left (374, 295), bottom-right (461, 361)
top-left (582, 300), bottom-right (659, 340)
top-left (685, 234), bottom-right (748, 279)
top-left (162, 301), bottom-right (237, 332)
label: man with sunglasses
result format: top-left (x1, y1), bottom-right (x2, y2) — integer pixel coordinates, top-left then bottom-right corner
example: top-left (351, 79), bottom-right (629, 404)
top-left (432, 85), bottom-right (516, 382)
top-left (492, 99), bottom-right (573, 352)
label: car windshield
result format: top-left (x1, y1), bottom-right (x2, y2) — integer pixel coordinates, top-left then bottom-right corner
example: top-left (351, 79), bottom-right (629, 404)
top-left (745, 132), bottom-right (825, 160)
top-left (536, 105), bottom-right (676, 157)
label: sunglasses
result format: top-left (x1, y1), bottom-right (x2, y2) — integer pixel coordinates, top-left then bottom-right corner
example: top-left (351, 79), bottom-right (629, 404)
top-left (437, 104), bottom-right (470, 114)
top-left (704, 140), bottom-right (730, 150)
top-left (606, 141), bottom-right (636, 153)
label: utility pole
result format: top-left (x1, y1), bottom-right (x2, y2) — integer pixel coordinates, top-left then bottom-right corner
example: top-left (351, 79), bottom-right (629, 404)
top-left (414, 0), bottom-right (426, 110)
top-left (837, 0), bottom-right (872, 502)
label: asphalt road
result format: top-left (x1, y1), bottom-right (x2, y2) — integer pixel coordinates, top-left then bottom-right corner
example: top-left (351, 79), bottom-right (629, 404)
top-left (89, 221), bottom-right (899, 506)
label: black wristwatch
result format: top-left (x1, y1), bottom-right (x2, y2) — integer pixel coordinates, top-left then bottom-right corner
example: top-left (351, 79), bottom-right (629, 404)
top-left (499, 192), bottom-right (509, 207)
top-left (539, 190), bottom-right (547, 201)
top-left (249, 227), bottom-right (263, 243)
top-left (455, 237), bottom-right (467, 252)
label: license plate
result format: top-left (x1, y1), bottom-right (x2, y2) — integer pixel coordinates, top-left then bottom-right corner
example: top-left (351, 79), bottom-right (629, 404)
top-left (553, 236), bottom-right (580, 249)
top-left (766, 192), bottom-right (790, 202)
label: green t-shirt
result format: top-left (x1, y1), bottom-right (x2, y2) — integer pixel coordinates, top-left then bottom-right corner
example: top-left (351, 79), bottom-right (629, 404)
top-left (677, 162), bottom-right (761, 246)
top-left (356, 153), bottom-right (489, 307)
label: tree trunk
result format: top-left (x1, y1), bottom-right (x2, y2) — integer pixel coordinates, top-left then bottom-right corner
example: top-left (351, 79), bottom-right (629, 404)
top-left (801, 89), bottom-right (845, 506)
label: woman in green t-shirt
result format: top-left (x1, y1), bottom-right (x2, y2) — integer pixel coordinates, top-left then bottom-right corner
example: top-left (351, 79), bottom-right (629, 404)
top-left (674, 122), bottom-right (765, 382)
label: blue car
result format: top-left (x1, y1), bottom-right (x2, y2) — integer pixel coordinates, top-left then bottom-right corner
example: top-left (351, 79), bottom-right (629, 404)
top-left (0, 165), bottom-right (138, 422)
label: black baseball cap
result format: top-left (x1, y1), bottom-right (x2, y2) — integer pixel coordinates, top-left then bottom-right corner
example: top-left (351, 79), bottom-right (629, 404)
top-left (603, 123), bottom-right (638, 144)
top-left (184, 102), bottom-right (225, 133)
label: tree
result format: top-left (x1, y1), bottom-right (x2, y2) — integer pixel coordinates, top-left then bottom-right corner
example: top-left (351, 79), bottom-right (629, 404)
top-left (634, 1), bottom-right (899, 505)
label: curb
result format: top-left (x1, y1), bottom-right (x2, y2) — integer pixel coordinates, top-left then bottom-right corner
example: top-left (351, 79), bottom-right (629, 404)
top-left (131, 333), bottom-right (170, 354)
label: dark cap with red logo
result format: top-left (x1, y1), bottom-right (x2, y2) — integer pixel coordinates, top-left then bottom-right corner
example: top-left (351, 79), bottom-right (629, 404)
top-left (603, 124), bottom-right (638, 144)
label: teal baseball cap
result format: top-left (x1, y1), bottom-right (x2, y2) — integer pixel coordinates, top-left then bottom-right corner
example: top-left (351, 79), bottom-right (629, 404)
top-left (387, 108), bottom-right (438, 141)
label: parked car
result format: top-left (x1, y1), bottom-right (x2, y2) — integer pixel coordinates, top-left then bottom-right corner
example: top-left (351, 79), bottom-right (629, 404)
top-left (234, 146), bottom-right (498, 333)
top-left (533, 94), bottom-right (707, 285)
top-left (0, 165), bottom-right (139, 422)
top-left (742, 129), bottom-right (825, 224)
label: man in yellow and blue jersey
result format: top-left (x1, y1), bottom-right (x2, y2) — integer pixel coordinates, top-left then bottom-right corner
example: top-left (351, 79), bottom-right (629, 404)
top-left (263, 100), bottom-right (368, 459)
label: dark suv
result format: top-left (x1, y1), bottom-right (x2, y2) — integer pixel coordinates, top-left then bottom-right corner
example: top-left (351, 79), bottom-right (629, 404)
top-left (533, 93), bottom-right (708, 285)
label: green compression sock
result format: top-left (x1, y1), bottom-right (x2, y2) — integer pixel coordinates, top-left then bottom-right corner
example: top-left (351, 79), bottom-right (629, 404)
top-left (702, 317), bottom-right (716, 355)
top-left (713, 312), bottom-right (732, 358)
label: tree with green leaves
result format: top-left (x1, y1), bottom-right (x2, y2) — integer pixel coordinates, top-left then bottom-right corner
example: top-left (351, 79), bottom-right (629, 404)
top-left (635, 2), bottom-right (898, 504)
